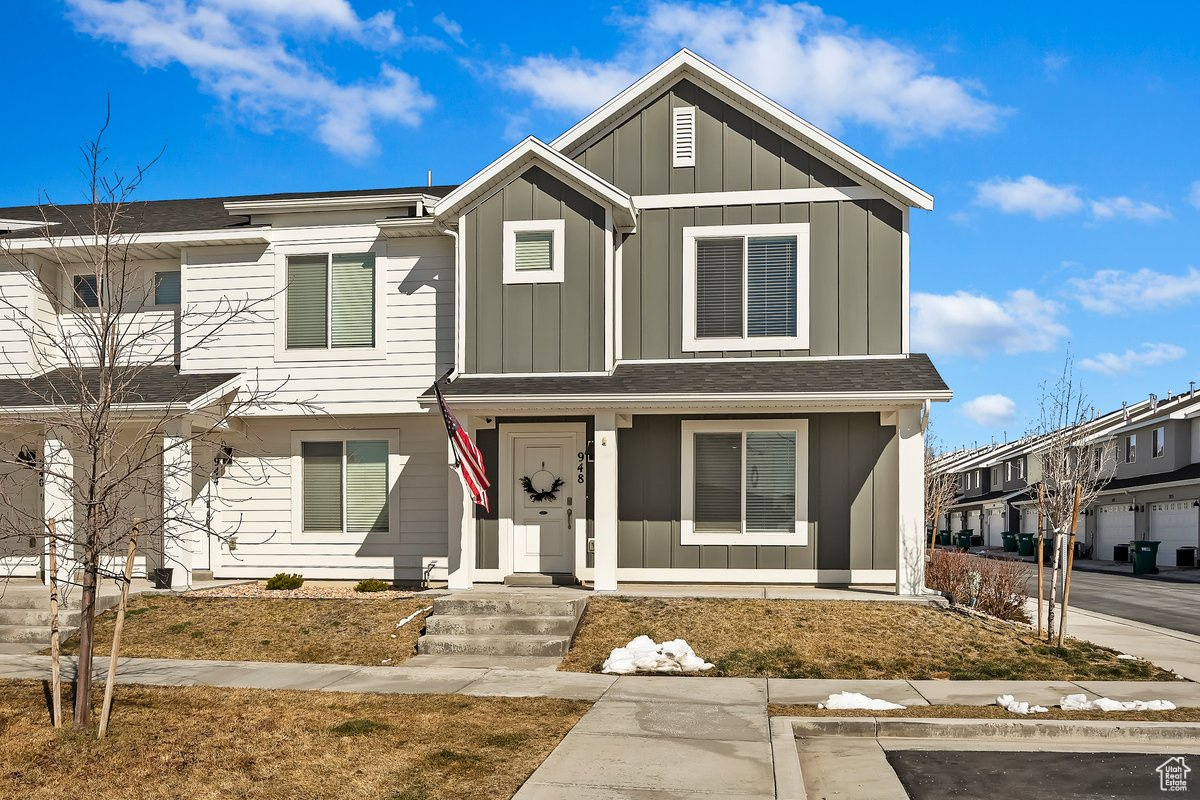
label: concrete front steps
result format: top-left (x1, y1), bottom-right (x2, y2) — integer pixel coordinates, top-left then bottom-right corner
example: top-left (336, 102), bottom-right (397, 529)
top-left (417, 592), bottom-right (588, 660)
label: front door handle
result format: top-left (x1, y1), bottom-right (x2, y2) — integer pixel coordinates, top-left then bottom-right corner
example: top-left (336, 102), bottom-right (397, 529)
top-left (567, 507), bottom-right (573, 527)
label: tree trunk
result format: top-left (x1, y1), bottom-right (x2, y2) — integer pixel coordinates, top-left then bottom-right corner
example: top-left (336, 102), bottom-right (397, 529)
top-left (72, 557), bottom-right (98, 731)
top-left (47, 525), bottom-right (62, 728)
top-left (1045, 530), bottom-right (1062, 643)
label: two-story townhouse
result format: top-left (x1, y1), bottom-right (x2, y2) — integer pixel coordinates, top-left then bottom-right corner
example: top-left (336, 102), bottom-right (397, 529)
top-left (1086, 390), bottom-right (1200, 566)
top-left (0, 50), bottom-right (951, 594)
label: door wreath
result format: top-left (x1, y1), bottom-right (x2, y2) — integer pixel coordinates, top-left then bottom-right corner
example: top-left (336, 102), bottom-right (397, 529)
top-left (520, 470), bottom-right (564, 502)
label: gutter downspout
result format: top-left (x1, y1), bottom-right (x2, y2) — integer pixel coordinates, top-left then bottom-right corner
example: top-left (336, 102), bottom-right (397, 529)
top-left (434, 219), bottom-right (460, 384)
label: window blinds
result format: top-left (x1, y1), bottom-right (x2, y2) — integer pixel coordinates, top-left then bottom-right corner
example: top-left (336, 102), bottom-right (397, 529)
top-left (345, 440), bottom-right (389, 533)
top-left (301, 441), bottom-right (343, 532)
top-left (745, 431), bottom-right (796, 533)
top-left (695, 237), bottom-right (744, 339)
top-left (746, 236), bottom-right (797, 337)
top-left (331, 254), bottom-right (375, 348)
top-left (286, 255), bottom-right (329, 349)
top-left (154, 271), bottom-right (182, 305)
top-left (514, 231), bottom-right (554, 271)
top-left (693, 432), bottom-right (742, 532)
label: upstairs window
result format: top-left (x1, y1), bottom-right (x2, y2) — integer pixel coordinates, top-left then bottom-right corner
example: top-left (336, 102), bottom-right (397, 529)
top-left (503, 219), bottom-right (565, 284)
top-left (683, 224), bottom-right (810, 352)
top-left (73, 275), bottom-right (101, 309)
top-left (1006, 462), bottom-right (1012, 482)
top-left (1153, 426), bottom-right (1165, 458)
top-left (154, 270), bottom-right (181, 306)
top-left (286, 253), bottom-right (375, 350)
top-left (1017, 458), bottom-right (1025, 479)
top-left (1125, 434), bottom-right (1136, 463)
top-left (991, 466), bottom-right (1000, 485)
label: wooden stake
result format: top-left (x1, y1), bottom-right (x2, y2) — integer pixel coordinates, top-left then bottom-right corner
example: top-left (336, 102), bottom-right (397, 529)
top-left (98, 522), bottom-right (138, 739)
top-left (930, 498), bottom-right (941, 554)
top-left (1057, 485), bottom-right (1082, 648)
top-left (47, 519), bottom-right (62, 729)
top-left (1036, 484), bottom-right (1045, 640)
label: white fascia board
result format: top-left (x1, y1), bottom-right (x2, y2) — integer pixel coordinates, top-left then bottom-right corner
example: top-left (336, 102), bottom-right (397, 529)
top-left (550, 49), bottom-right (933, 211)
top-left (5, 227), bottom-right (271, 252)
top-left (375, 217), bottom-right (440, 238)
top-left (431, 137), bottom-right (637, 230)
top-left (1096, 476), bottom-right (1200, 496)
top-left (223, 194), bottom-right (426, 215)
top-left (0, 402), bottom-right (176, 418)
top-left (186, 374), bottom-right (245, 413)
top-left (423, 389), bottom-right (951, 411)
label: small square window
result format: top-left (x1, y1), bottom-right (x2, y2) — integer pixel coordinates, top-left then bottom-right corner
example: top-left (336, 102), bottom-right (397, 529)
top-left (503, 219), bottom-right (565, 284)
top-left (73, 275), bottom-right (100, 308)
top-left (154, 270), bottom-right (181, 305)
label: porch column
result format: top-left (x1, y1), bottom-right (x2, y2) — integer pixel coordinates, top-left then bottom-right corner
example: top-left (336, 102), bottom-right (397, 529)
top-left (446, 415), bottom-right (476, 591)
top-left (592, 411), bottom-right (618, 593)
top-left (42, 430), bottom-right (74, 588)
top-left (162, 420), bottom-right (194, 589)
top-left (896, 405), bottom-right (926, 596)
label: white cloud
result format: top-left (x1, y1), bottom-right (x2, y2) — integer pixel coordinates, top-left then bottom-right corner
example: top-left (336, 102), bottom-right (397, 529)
top-left (67, 0), bottom-right (433, 159)
top-left (1188, 180), bottom-right (1200, 210)
top-left (503, 2), bottom-right (1006, 144)
top-left (1089, 196), bottom-right (1171, 222)
top-left (432, 12), bottom-right (464, 45)
top-left (1079, 343), bottom-right (1186, 376)
top-left (1067, 267), bottom-right (1200, 314)
top-left (1043, 53), bottom-right (1069, 79)
top-left (973, 176), bottom-right (1083, 219)
top-left (961, 394), bottom-right (1017, 427)
top-left (911, 289), bottom-right (1067, 358)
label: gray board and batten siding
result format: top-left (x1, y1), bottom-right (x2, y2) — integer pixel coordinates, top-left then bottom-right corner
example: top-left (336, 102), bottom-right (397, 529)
top-left (463, 166), bottom-right (607, 375)
top-left (572, 77), bottom-right (905, 360)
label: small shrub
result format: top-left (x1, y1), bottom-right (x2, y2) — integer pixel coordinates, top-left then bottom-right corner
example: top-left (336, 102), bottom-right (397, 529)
top-left (926, 551), bottom-right (1030, 622)
top-left (265, 572), bottom-right (304, 591)
top-left (331, 718), bottom-right (388, 736)
top-left (354, 578), bottom-right (392, 593)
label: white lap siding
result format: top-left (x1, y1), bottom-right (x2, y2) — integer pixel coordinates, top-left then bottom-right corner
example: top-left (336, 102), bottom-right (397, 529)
top-left (208, 414), bottom-right (449, 581)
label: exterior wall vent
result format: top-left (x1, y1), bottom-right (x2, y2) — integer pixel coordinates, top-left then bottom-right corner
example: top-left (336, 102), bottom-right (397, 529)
top-left (672, 106), bottom-right (696, 168)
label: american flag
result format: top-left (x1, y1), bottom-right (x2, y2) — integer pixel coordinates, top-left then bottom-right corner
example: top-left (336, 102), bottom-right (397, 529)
top-left (435, 383), bottom-right (491, 512)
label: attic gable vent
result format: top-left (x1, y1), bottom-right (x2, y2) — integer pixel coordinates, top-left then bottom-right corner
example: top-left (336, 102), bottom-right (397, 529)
top-left (672, 106), bottom-right (696, 168)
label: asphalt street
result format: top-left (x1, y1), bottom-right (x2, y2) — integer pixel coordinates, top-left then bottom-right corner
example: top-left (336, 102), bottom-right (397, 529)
top-left (1030, 568), bottom-right (1200, 636)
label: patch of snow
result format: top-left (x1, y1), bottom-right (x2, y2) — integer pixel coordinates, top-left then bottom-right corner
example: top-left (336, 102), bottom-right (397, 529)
top-left (1060, 693), bottom-right (1177, 712)
top-left (396, 606), bottom-right (433, 628)
top-left (996, 694), bottom-right (1048, 714)
top-left (817, 692), bottom-right (905, 711)
top-left (601, 636), bottom-right (715, 674)
top-left (1116, 654), bottom-right (1139, 660)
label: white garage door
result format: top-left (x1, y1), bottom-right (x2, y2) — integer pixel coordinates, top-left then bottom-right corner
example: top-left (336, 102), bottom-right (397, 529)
top-left (950, 512), bottom-right (963, 531)
top-left (1150, 501), bottom-right (1199, 567)
top-left (966, 510), bottom-right (980, 536)
top-left (1021, 507), bottom-right (1039, 535)
top-left (1095, 506), bottom-right (1134, 562)
top-left (985, 508), bottom-right (1005, 547)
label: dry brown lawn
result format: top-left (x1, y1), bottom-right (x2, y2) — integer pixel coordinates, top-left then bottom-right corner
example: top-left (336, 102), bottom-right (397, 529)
top-left (57, 595), bottom-right (432, 665)
top-left (561, 598), bottom-right (1177, 681)
top-left (0, 680), bottom-right (586, 800)
top-left (768, 703), bottom-right (1200, 722)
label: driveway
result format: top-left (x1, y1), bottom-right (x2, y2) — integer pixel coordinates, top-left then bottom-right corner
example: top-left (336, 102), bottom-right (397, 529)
top-left (1032, 568), bottom-right (1200, 636)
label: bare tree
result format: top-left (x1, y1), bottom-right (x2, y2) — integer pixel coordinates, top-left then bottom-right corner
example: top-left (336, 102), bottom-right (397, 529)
top-left (0, 112), bottom-right (311, 731)
top-left (1031, 354), bottom-right (1114, 642)
top-left (924, 423), bottom-right (961, 552)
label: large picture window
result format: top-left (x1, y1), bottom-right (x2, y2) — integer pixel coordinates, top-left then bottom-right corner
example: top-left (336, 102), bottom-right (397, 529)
top-left (681, 419), bottom-right (808, 545)
top-left (286, 253), bottom-right (376, 350)
top-left (683, 223), bottom-right (809, 352)
top-left (297, 435), bottom-right (392, 535)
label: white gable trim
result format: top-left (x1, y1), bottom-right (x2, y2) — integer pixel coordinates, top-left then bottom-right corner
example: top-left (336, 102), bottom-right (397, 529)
top-left (432, 137), bottom-right (638, 231)
top-left (551, 49), bottom-right (933, 212)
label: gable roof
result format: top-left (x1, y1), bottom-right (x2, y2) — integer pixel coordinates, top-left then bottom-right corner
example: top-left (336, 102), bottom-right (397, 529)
top-left (432, 137), bottom-right (638, 230)
top-left (551, 49), bottom-right (933, 211)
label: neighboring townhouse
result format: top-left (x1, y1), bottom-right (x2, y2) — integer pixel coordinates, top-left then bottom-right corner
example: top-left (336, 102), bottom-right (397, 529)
top-left (0, 50), bottom-right (951, 594)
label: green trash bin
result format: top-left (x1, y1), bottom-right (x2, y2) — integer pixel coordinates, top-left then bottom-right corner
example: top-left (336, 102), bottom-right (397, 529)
top-left (937, 530), bottom-right (952, 546)
top-left (1132, 540), bottom-right (1161, 575)
top-left (1016, 533), bottom-right (1036, 557)
top-left (1001, 532), bottom-right (1018, 552)
top-left (956, 530), bottom-right (973, 550)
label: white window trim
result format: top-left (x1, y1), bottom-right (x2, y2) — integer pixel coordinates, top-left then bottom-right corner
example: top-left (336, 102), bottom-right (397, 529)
top-left (273, 240), bottom-right (386, 362)
top-left (503, 218), bottom-right (565, 285)
top-left (289, 429), bottom-right (401, 543)
top-left (680, 418), bottom-right (809, 546)
top-left (681, 223), bottom-right (810, 353)
top-left (1153, 426), bottom-right (1166, 459)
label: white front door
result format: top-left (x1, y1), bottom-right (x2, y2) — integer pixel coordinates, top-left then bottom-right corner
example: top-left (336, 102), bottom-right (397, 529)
top-left (508, 429), bottom-right (581, 574)
top-left (0, 460), bottom-right (43, 578)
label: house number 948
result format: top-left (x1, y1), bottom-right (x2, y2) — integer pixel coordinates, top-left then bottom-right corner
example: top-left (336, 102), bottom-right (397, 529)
top-left (576, 452), bottom-right (586, 483)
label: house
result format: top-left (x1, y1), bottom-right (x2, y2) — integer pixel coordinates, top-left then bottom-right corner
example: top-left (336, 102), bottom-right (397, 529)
top-left (0, 50), bottom-right (950, 595)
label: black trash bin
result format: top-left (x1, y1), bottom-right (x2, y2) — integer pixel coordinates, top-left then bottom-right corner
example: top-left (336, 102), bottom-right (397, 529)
top-left (1178, 546), bottom-right (1198, 569)
top-left (151, 567), bottom-right (174, 589)
top-left (956, 530), bottom-right (973, 550)
top-left (1113, 543), bottom-right (1130, 563)
top-left (1132, 541), bottom-right (1161, 575)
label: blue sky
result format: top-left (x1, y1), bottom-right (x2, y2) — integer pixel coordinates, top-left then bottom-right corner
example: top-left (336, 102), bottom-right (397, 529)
top-left (4, 1), bottom-right (1199, 449)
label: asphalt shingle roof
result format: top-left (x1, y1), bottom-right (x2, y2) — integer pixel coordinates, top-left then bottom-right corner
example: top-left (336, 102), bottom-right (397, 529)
top-left (432, 354), bottom-right (949, 398)
top-left (0, 184), bottom-right (457, 240)
top-left (0, 366), bottom-right (239, 408)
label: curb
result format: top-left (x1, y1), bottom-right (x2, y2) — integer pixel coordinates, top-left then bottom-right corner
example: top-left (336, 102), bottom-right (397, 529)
top-left (783, 716), bottom-right (1200, 742)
